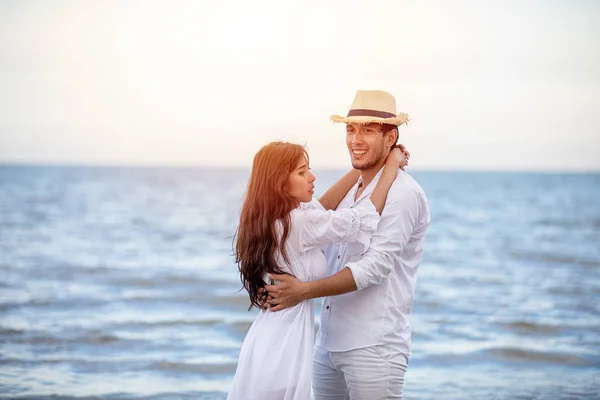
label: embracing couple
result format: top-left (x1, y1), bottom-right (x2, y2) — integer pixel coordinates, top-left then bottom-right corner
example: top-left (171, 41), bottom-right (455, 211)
top-left (228, 90), bottom-right (430, 400)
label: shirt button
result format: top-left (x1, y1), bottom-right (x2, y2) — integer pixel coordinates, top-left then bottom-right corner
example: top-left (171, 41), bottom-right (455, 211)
top-left (326, 306), bottom-right (330, 310)
top-left (337, 255), bottom-right (340, 259)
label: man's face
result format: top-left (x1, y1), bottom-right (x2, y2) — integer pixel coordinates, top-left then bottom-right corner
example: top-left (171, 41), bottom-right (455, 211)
top-left (345, 123), bottom-right (395, 170)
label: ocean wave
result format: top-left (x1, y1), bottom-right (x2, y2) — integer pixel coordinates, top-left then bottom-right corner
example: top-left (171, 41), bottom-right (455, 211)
top-left (487, 347), bottom-right (594, 366)
top-left (112, 318), bottom-right (224, 328)
top-left (150, 360), bottom-right (237, 375)
top-left (5, 330), bottom-right (124, 346)
top-left (421, 346), bottom-right (595, 367)
top-left (509, 250), bottom-right (600, 268)
top-left (498, 320), bottom-right (565, 334)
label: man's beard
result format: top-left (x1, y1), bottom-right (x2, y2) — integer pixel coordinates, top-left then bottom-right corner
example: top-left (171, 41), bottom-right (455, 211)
top-left (351, 143), bottom-right (386, 170)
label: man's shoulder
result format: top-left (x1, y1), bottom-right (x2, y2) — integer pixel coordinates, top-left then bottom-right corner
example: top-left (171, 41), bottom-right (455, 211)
top-left (384, 172), bottom-right (430, 222)
top-left (389, 170), bottom-right (427, 199)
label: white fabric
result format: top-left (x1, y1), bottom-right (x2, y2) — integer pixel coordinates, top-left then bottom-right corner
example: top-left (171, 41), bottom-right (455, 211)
top-left (227, 200), bottom-right (380, 400)
top-left (316, 169), bottom-right (430, 354)
top-left (312, 344), bottom-right (409, 400)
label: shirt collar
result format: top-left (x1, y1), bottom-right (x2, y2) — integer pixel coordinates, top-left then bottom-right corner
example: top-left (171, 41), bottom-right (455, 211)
top-left (354, 166), bottom-right (386, 204)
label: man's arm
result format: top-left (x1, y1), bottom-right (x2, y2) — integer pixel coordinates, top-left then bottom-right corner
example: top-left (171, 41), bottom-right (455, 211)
top-left (346, 185), bottom-right (424, 290)
top-left (265, 267), bottom-right (356, 311)
top-left (265, 184), bottom-right (425, 311)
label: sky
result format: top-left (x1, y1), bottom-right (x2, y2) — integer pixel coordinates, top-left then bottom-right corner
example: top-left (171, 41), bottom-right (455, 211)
top-left (0, 0), bottom-right (599, 171)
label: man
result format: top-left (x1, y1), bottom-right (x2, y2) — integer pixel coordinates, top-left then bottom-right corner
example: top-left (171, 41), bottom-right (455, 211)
top-left (265, 90), bottom-right (430, 399)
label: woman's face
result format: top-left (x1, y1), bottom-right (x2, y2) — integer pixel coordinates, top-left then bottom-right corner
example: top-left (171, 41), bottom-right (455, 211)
top-left (287, 156), bottom-right (316, 204)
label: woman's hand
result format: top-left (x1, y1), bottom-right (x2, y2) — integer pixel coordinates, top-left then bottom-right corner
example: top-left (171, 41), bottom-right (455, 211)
top-left (387, 144), bottom-right (410, 170)
top-left (397, 144), bottom-right (411, 165)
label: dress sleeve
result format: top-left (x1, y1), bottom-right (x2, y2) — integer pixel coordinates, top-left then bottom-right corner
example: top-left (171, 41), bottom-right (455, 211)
top-left (295, 199), bottom-right (380, 253)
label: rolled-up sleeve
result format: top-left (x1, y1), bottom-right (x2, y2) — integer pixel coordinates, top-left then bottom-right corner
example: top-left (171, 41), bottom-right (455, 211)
top-left (347, 186), bottom-right (425, 290)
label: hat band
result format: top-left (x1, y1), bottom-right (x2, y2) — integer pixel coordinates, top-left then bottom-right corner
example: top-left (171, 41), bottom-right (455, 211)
top-left (347, 109), bottom-right (396, 119)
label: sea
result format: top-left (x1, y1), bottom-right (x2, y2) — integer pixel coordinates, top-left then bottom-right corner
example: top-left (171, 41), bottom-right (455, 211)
top-left (1, 165), bottom-right (599, 399)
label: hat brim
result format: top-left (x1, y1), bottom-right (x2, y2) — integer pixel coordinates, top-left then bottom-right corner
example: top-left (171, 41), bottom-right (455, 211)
top-left (330, 113), bottom-right (409, 127)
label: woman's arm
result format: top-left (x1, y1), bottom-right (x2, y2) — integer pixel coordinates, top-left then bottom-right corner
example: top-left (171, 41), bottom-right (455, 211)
top-left (318, 169), bottom-right (360, 210)
top-left (369, 147), bottom-right (405, 215)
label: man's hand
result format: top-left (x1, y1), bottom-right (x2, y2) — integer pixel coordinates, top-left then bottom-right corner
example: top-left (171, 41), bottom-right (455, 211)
top-left (263, 273), bottom-right (307, 312)
top-left (256, 287), bottom-right (273, 312)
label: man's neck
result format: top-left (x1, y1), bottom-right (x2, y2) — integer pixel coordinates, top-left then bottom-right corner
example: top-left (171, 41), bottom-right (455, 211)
top-left (360, 158), bottom-right (387, 188)
top-left (354, 157), bottom-right (387, 201)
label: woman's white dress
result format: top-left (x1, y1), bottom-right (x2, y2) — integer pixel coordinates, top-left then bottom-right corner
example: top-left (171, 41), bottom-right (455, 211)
top-left (227, 199), bottom-right (380, 400)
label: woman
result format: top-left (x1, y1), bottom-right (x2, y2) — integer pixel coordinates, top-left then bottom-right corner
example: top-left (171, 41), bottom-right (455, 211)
top-left (229, 141), bottom-right (406, 400)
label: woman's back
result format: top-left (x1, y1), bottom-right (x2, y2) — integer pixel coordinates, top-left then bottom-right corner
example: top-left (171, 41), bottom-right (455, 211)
top-left (227, 206), bottom-right (331, 400)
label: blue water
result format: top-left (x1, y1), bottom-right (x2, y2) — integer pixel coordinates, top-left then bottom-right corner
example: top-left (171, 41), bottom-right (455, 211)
top-left (1, 165), bottom-right (599, 399)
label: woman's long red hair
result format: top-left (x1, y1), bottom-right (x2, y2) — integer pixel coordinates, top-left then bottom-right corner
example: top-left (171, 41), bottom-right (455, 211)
top-left (234, 141), bottom-right (309, 310)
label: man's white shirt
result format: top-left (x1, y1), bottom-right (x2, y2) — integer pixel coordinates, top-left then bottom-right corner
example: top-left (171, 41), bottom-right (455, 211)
top-left (314, 168), bottom-right (430, 354)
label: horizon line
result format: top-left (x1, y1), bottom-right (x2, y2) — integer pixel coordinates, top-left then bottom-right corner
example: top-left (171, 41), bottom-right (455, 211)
top-left (0, 160), bottom-right (599, 174)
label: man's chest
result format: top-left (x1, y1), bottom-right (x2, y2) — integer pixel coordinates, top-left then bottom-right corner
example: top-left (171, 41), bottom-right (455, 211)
top-left (322, 189), bottom-right (372, 273)
top-left (322, 241), bottom-right (350, 275)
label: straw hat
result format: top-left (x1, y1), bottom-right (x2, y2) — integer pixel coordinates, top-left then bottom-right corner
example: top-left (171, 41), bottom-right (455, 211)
top-left (330, 90), bottom-right (409, 127)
